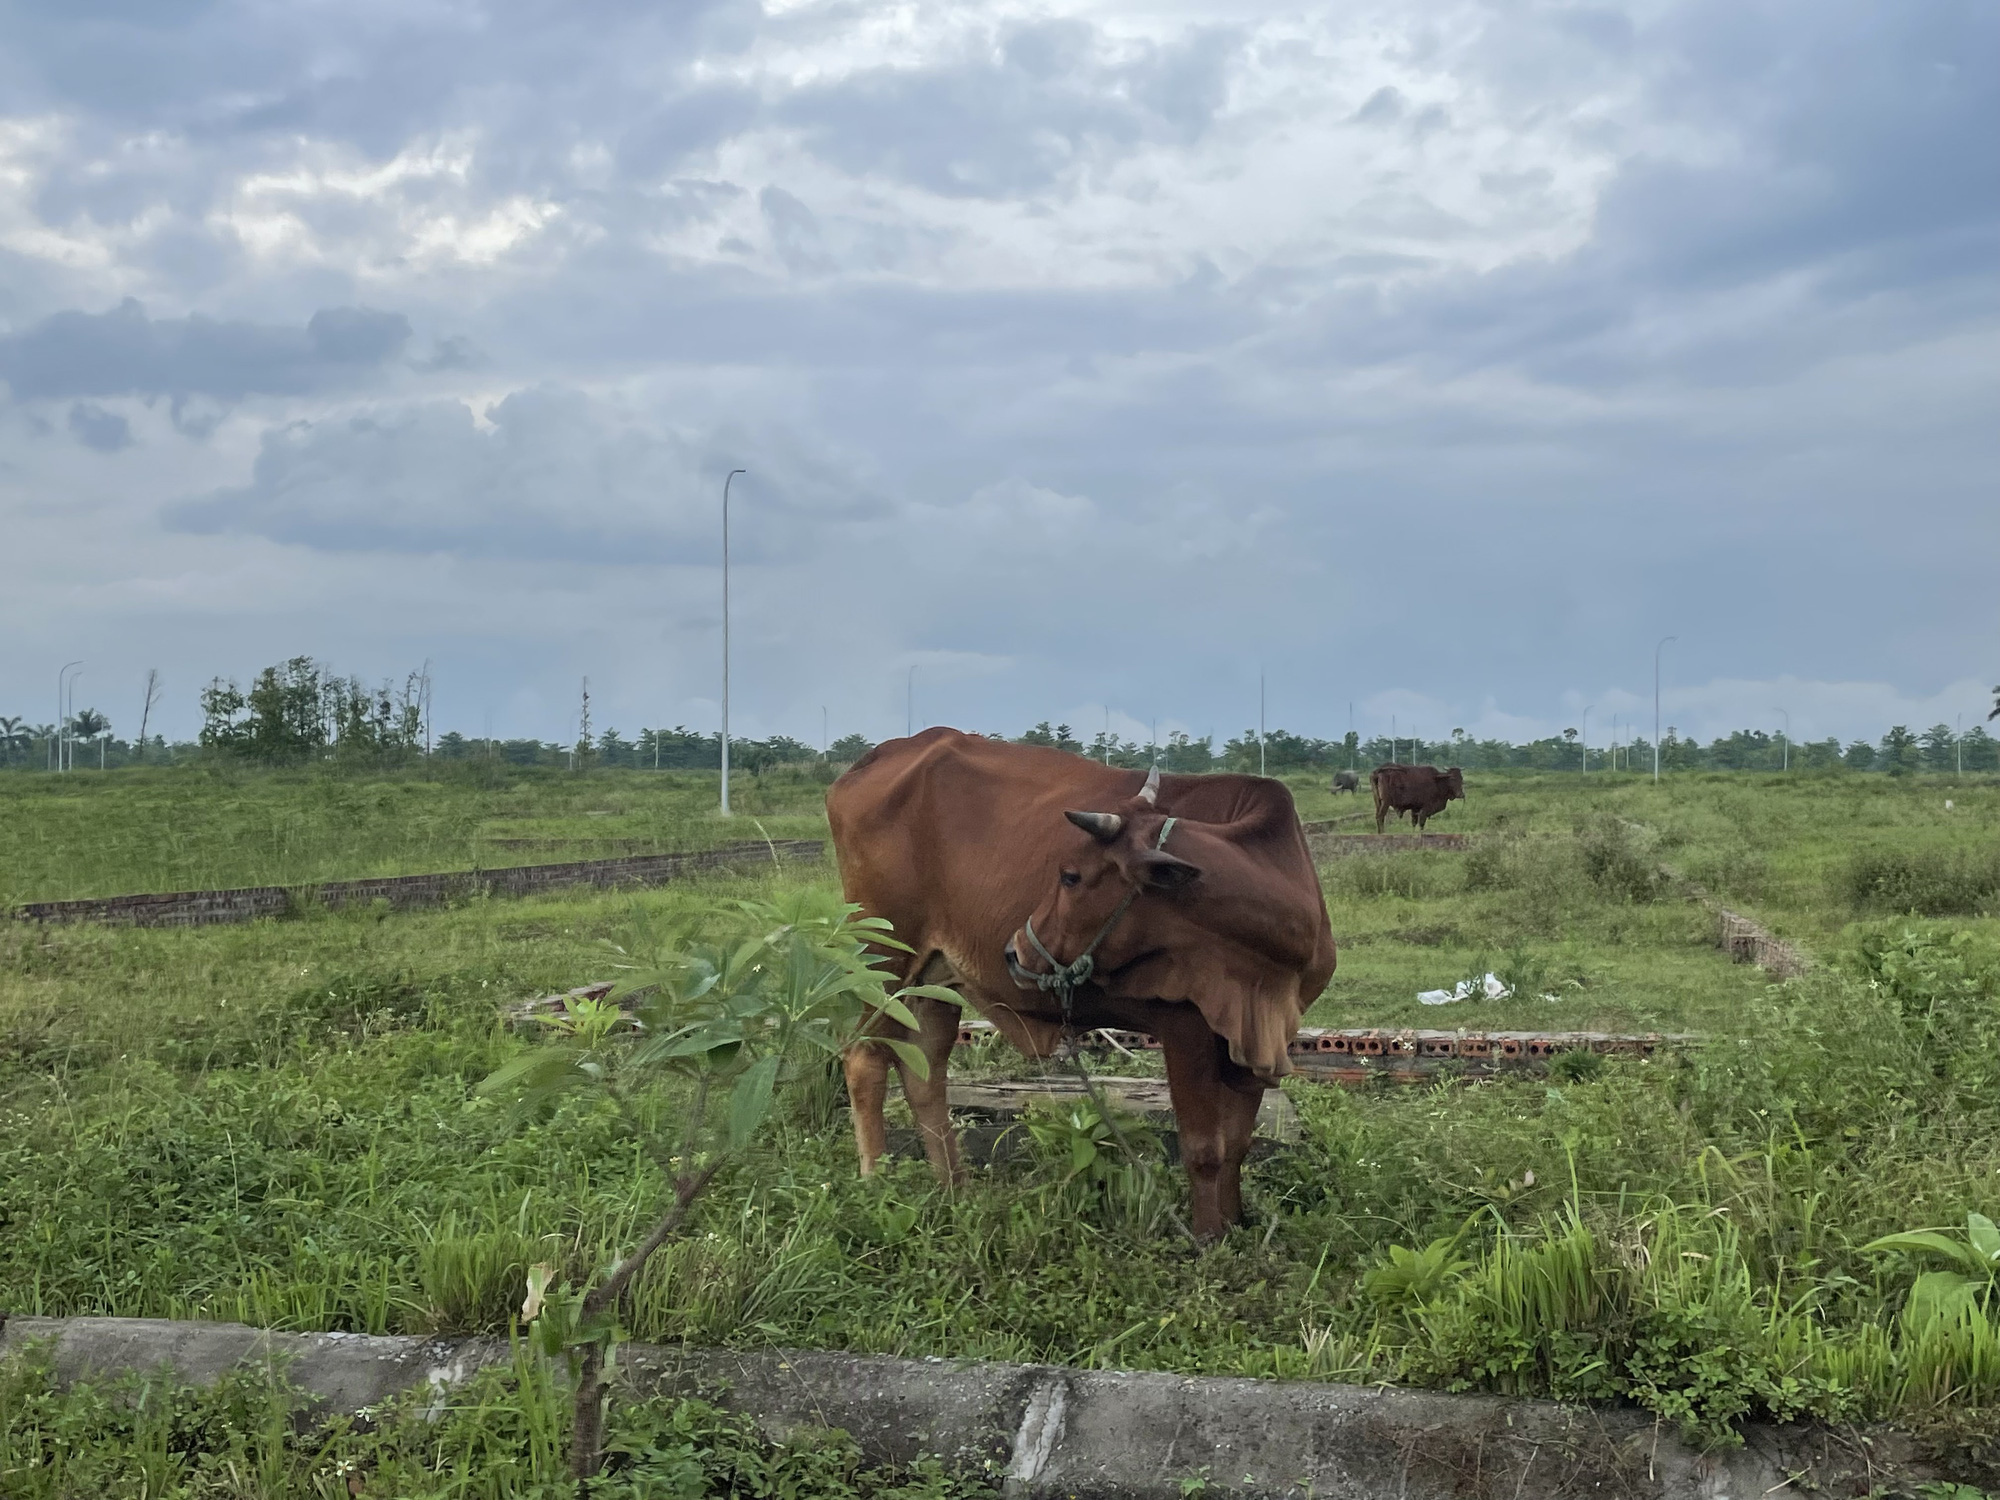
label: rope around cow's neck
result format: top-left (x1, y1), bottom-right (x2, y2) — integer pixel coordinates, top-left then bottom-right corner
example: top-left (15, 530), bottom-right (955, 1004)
top-left (1022, 817), bottom-right (1195, 1244)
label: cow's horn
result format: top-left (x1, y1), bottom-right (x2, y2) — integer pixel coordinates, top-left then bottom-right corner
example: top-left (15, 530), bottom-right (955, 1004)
top-left (1138, 766), bottom-right (1160, 805)
top-left (1065, 810), bottom-right (1125, 841)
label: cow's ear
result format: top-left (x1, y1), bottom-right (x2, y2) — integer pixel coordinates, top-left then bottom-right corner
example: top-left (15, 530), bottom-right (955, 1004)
top-left (1137, 850), bottom-right (1201, 891)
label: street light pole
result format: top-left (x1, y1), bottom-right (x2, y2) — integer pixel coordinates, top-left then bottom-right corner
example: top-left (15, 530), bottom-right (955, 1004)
top-left (1775, 708), bottom-right (1790, 772)
top-left (58, 660), bottom-right (80, 776)
top-left (1259, 675), bottom-right (1266, 776)
top-left (720, 468), bottom-right (745, 816)
top-left (1653, 636), bottom-right (1676, 783)
top-left (58, 662), bottom-right (81, 773)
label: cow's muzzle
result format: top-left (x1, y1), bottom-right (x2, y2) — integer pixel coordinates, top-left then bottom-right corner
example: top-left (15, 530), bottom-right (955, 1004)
top-left (1003, 942), bottom-right (1042, 991)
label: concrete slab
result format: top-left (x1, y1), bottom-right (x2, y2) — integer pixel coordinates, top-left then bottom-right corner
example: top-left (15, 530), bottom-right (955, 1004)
top-left (0, 1315), bottom-right (1938, 1498)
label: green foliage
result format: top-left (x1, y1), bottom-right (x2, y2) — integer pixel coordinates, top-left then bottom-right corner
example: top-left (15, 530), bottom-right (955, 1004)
top-left (1848, 848), bottom-right (2000, 916)
top-left (1361, 1234), bottom-right (1471, 1311)
top-left (9, 767), bottom-right (2000, 1468)
top-left (477, 888), bottom-right (950, 1478)
top-left (200, 657), bottom-right (429, 767)
top-left (0, 1349), bottom-right (994, 1499)
top-left (1867, 1214), bottom-right (2000, 1335)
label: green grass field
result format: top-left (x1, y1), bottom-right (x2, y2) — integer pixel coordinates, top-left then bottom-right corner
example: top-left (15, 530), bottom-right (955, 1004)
top-left (5, 762), bottom-right (2000, 1495)
top-left (0, 763), bottom-right (835, 907)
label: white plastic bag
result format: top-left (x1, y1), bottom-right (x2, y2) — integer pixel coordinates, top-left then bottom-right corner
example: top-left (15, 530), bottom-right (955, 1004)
top-left (1418, 972), bottom-right (1513, 1005)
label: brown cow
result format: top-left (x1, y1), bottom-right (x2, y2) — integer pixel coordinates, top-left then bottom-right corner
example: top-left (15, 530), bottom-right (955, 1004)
top-left (1370, 762), bottom-right (1465, 833)
top-left (828, 728), bottom-right (1336, 1241)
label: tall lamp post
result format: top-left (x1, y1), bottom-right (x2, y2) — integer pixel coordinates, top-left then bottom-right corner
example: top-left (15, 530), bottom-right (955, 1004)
top-left (1653, 636), bottom-right (1676, 783)
top-left (1259, 675), bottom-right (1267, 776)
top-left (1775, 708), bottom-right (1790, 772)
top-left (720, 469), bottom-right (745, 816)
top-left (58, 661), bottom-right (81, 773)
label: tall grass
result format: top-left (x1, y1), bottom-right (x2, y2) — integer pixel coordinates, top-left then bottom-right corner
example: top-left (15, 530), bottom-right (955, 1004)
top-left (1847, 846), bottom-right (2000, 917)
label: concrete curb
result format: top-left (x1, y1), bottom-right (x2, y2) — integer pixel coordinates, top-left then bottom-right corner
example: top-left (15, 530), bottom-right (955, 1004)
top-left (8, 840), bottom-right (824, 928)
top-left (0, 1315), bottom-right (1930, 1498)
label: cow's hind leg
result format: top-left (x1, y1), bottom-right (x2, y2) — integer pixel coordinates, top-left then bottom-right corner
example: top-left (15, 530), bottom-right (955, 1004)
top-left (893, 994), bottom-right (966, 1186)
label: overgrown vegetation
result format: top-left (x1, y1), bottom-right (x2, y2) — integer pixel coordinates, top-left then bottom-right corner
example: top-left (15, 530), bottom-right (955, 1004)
top-left (1848, 847), bottom-right (2000, 918)
top-left (0, 1349), bottom-right (994, 1499)
top-left (5, 768), bottom-right (2000, 1482)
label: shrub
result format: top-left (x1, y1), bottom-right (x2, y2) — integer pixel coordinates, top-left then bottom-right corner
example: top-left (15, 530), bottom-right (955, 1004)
top-left (1846, 848), bottom-right (2000, 916)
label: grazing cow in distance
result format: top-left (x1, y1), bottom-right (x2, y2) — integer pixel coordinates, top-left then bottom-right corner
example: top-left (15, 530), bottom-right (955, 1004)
top-left (1371, 763), bottom-right (1465, 833)
top-left (1332, 769), bottom-right (1360, 795)
top-left (827, 728), bottom-right (1337, 1241)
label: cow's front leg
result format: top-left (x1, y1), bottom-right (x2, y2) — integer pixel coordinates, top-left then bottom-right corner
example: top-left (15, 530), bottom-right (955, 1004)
top-left (1212, 1076), bottom-right (1264, 1227)
top-left (1155, 1004), bottom-right (1237, 1242)
top-left (894, 994), bottom-right (967, 1186)
top-left (844, 1024), bottom-right (896, 1176)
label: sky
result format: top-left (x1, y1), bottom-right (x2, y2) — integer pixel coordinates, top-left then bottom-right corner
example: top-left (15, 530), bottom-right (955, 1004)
top-left (2, 0), bottom-right (1995, 753)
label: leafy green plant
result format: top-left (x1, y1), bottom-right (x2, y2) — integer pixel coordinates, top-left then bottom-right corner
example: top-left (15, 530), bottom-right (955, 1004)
top-left (1362, 1234), bottom-right (1472, 1311)
top-left (1023, 1097), bottom-right (1152, 1185)
top-left (479, 888), bottom-right (952, 1484)
top-left (1547, 1048), bottom-right (1605, 1083)
top-left (1865, 1213), bottom-right (2000, 1327)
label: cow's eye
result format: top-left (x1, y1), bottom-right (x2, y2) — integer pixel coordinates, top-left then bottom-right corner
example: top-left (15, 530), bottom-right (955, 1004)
top-left (1059, 870), bottom-right (1081, 888)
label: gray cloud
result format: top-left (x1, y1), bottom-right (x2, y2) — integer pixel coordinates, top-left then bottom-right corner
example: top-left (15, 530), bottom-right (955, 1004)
top-left (162, 386), bottom-right (883, 563)
top-left (1, 0), bottom-right (1994, 749)
top-left (66, 401), bottom-right (132, 452)
top-left (776, 20), bottom-right (1240, 199)
top-left (0, 301), bottom-right (411, 401)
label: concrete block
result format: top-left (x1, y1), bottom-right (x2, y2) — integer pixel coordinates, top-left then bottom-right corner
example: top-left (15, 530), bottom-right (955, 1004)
top-left (0, 1316), bottom-right (1938, 1499)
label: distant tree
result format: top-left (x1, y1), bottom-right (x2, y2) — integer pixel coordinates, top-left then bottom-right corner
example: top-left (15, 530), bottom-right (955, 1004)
top-left (1018, 721), bottom-right (1057, 747)
top-left (435, 731), bottom-right (470, 759)
top-left (763, 735), bottom-right (819, 764)
top-left (1161, 730), bottom-right (1214, 772)
top-left (1844, 740), bottom-right (1877, 770)
top-left (201, 658), bottom-right (322, 761)
top-left (1962, 726), bottom-right (1999, 772)
top-left (1659, 727), bottom-right (1699, 771)
top-left (68, 707), bottom-right (110, 742)
top-left (828, 732), bottom-right (874, 762)
top-left (0, 716), bottom-right (26, 766)
top-left (1562, 727), bottom-right (1578, 768)
top-left (1920, 724), bottom-right (1958, 772)
top-left (1800, 737), bottom-right (1844, 771)
top-left (597, 728), bottom-right (631, 767)
top-left (1880, 725), bottom-right (1920, 776)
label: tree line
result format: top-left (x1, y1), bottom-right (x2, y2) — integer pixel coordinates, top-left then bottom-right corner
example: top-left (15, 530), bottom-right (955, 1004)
top-left (3, 659), bottom-right (1996, 776)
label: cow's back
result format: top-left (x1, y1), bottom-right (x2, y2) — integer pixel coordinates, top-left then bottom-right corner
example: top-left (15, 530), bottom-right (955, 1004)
top-left (826, 729), bottom-right (1125, 990)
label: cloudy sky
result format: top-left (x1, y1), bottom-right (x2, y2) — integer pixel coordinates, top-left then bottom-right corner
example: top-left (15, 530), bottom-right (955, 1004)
top-left (3, 0), bottom-right (1994, 752)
